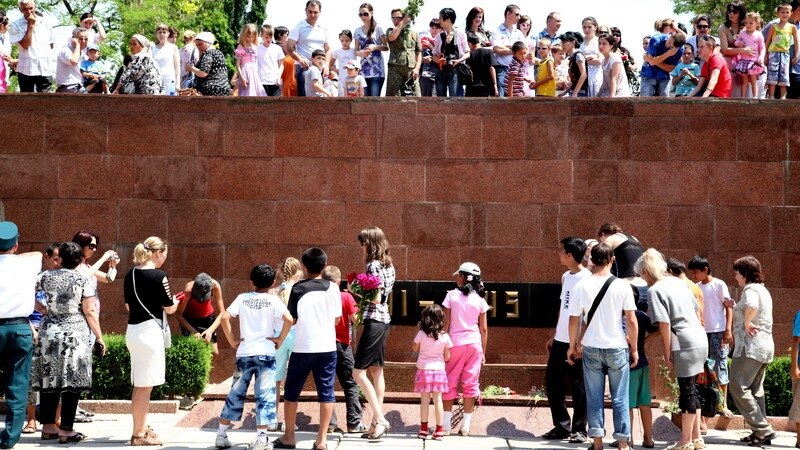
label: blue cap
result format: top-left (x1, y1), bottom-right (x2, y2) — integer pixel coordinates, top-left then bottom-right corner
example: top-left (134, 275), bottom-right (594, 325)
top-left (0, 221), bottom-right (19, 251)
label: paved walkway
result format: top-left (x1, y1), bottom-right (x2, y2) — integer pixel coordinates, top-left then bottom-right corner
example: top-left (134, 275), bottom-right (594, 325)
top-left (4, 412), bottom-right (799, 449)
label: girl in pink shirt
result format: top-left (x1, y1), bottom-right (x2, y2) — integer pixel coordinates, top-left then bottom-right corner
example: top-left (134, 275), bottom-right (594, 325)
top-left (442, 262), bottom-right (490, 436)
top-left (412, 305), bottom-right (452, 440)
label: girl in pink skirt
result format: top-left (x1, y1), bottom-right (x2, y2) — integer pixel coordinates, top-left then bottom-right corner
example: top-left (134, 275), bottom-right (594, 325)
top-left (412, 304), bottom-right (452, 440)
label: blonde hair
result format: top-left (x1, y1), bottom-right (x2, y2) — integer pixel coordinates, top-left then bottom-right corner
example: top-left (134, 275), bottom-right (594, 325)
top-left (322, 265), bottom-right (341, 282)
top-left (277, 257), bottom-right (302, 304)
top-left (132, 236), bottom-right (167, 265)
top-left (634, 248), bottom-right (668, 282)
top-left (358, 226), bottom-right (392, 266)
top-left (238, 23), bottom-right (258, 46)
top-left (183, 29), bottom-right (196, 39)
top-left (745, 12), bottom-right (762, 29)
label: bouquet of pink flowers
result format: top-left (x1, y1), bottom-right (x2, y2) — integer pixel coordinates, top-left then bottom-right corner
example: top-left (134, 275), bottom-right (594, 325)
top-left (346, 272), bottom-right (383, 325)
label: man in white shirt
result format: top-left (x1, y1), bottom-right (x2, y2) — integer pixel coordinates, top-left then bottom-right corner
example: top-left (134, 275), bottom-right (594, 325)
top-left (288, 0), bottom-right (330, 96)
top-left (491, 4), bottom-right (524, 96)
top-left (568, 243), bottom-right (638, 450)
top-left (55, 27), bottom-right (88, 93)
top-left (9, 0), bottom-right (53, 92)
top-left (0, 221), bottom-right (43, 449)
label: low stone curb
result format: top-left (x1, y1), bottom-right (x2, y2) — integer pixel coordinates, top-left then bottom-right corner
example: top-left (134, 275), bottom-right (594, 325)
top-left (0, 399), bottom-right (180, 414)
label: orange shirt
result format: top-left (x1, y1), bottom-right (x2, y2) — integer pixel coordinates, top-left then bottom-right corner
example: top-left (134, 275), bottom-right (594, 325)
top-left (282, 55), bottom-right (297, 97)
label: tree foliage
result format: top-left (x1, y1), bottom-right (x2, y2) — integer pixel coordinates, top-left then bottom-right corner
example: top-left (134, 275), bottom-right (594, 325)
top-left (673, 0), bottom-right (785, 28)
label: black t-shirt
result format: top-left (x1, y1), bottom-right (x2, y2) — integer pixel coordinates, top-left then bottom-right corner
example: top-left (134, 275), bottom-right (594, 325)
top-left (466, 47), bottom-right (496, 89)
top-left (124, 268), bottom-right (174, 325)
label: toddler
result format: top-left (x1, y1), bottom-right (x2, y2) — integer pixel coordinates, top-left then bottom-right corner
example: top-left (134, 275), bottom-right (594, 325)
top-left (764, 3), bottom-right (799, 99)
top-left (670, 44), bottom-right (701, 97)
top-left (343, 60), bottom-right (366, 97)
top-left (330, 30), bottom-right (356, 97)
top-left (80, 45), bottom-right (108, 93)
top-left (552, 44), bottom-right (570, 96)
top-left (413, 304), bottom-right (452, 441)
top-left (733, 12), bottom-right (765, 98)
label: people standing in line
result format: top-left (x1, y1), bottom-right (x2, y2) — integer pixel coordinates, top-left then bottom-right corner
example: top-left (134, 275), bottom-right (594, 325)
top-left (598, 33), bottom-right (631, 97)
top-left (330, 30), bottom-right (356, 97)
top-left (0, 10), bottom-right (14, 93)
top-left (72, 230), bottom-right (118, 317)
top-left (568, 243), bottom-right (638, 450)
top-left (273, 248), bottom-right (340, 450)
top-left (530, 38), bottom-right (556, 96)
top-left (152, 23), bottom-right (180, 95)
top-left (413, 304), bottom-right (452, 441)
top-left (179, 273), bottom-right (225, 355)
top-left (386, 9), bottom-right (421, 97)
top-left (432, 7), bottom-right (467, 97)
top-left (597, 223), bottom-right (644, 282)
top-left (441, 262), bottom-right (489, 437)
top-left (256, 24), bottom-right (285, 97)
top-left (732, 12), bottom-right (765, 98)
top-left (9, 0), bottom-right (53, 92)
top-left (670, 44), bottom-right (702, 96)
top-left (641, 20), bottom-right (685, 97)
top-left (288, 0), bottom-right (329, 97)
top-left (719, 0), bottom-right (748, 97)
top-left (458, 32), bottom-right (498, 97)
top-left (419, 18), bottom-right (441, 96)
top-left (212, 264), bottom-right (293, 450)
top-left (55, 27), bottom-right (89, 93)
top-left (764, 3), bottom-right (800, 99)
top-left (689, 34), bottom-right (733, 97)
top-left (637, 249), bottom-right (707, 450)
top-left (354, 3), bottom-right (387, 96)
top-left (79, 12), bottom-right (106, 47)
top-left (0, 221), bottom-right (42, 449)
top-left (352, 227), bottom-right (395, 440)
top-left (543, 238), bottom-right (589, 444)
top-left (124, 236), bottom-right (180, 446)
top-left (491, 4), bottom-right (525, 97)
top-left (275, 26), bottom-right (297, 97)
top-left (729, 256), bottom-right (776, 447)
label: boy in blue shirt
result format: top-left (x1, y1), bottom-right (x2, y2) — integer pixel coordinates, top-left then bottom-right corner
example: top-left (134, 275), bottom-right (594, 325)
top-left (790, 309), bottom-right (800, 448)
top-left (80, 45), bottom-right (108, 93)
top-left (670, 44), bottom-right (701, 96)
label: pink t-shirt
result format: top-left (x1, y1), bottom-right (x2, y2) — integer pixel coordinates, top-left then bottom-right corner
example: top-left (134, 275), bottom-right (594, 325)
top-left (414, 329), bottom-right (453, 370)
top-left (442, 289), bottom-right (490, 346)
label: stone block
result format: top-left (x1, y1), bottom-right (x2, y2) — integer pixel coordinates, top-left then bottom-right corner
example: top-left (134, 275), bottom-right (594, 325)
top-left (321, 244), bottom-right (365, 276)
top-left (406, 246), bottom-right (461, 280)
top-left (197, 115), bottom-right (223, 156)
top-left (59, 155), bottom-right (135, 199)
top-left (668, 206), bottom-right (715, 251)
top-left (324, 114), bottom-right (377, 157)
top-left (0, 112), bottom-right (45, 154)
top-left (49, 199), bottom-right (117, 244)
top-left (460, 247), bottom-right (561, 282)
top-left (0, 155), bottom-right (59, 198)
top-left (107, 113), bottom-right (172, 155)
top-left (736, 117), bottom-right (787, 161)
top-left (470, 204), bottom-right (487, 246)
top-left (572, 160), bottom-right (618, 204)
top-left (571, 100), bottom-right (635, 117)
top-left (525, 117), bottom-right (568, 159)
top-left (1, 199), bottom-right (51, 243)
top-left (134, 156), bottom-right (208, 199)
top-left (781, 253), bottom-right (800, 289)
top-left (714, 207), bottom-right (771, 252)
top-left (402, 203), bottom-right (470, 247)
top-left (358, 159), bottom-right (426, 202)
top-left (274, 202), bottom-right (346, 245)
top-left (44, 114), bottom-right (106, 155)
top-left (218, 201), bottom-right (275, 244)
top-left (223, 245), bottom-right (285, 280)
top-left (708, 162), bottom-right (783, 206)
top-left (771, 207), bottom-right (800, 252)
top-left (342, 202), bottom-right (404, 246)
top-left (207, 157), bottom-right (282, 200)
top-left (482, 116), bottom-right (526, 158)
top-left (352, 98), bottom-right (418, 115)
top-left (611, 204), bottom-right (670, 249)
top-left (558, 204), bottom-right (612, 241)
top-left (445, 115), bottom-right (482, 158)
top-left (222, 114), bottom-right (275, 157)
top-left (274, 114), bottom-right (320, 156)
top-left (171, 115), bottom-right (200, 156)
top-left (568, 116), bottom-right (631, 160)
top-left (381, 115), bottom-right (446, 158)
top-left (167, 200), bottom-right (220, 244)
top-left (485, 204), bottom-right (543, 247)
top-left (784, 162), bottom-right (800, 206)
top-left (167, 244), bottom-right (225, 279)
top-left (117, 199), bottom-right (168, 244)
top-left (282, 157), bottom-right (358, 201)
top-left (617, 161), bottom-right (709, 205)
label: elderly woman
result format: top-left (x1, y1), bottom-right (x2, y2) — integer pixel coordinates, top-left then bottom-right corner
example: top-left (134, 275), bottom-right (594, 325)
top-left (385, 9), bottom-right (421, 96)
top-left (113, 34), bottom-right (164, 95)
top-left (33, 242), bottom-right (105, 444)
top-left (125, 236), bottom-right (179, 446)
top-left (729, 256), bottom-right (776, 447)
top-left (186, 32), bottom-right (230, 96)
top-left (636, 249), bottom-right (707, 450)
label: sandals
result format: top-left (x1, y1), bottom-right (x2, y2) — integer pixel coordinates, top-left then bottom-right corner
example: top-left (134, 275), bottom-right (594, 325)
top-left (417, 429), bottom-right (428, 439)
top-left (272, 438), bottom-right (297, 449)
top-left (360, 423), bottom-right (376, 439)
top-left (368, 421), bottom-right (390, 440)
top-left (22, 424), bottom-right (36, 434)
top-left (431, 431), bottom-right (444, 441)
top-left (59, 432), bottom-right (88, 444)
top-left (41, 432), bottom-right (59, 441)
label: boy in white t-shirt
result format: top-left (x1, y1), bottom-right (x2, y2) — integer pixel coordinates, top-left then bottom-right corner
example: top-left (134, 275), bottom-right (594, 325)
top-left (211, 264), bottom-right (293, 450)
top-left (687, 256), bottom-right (734, 421)
top-left (544, 237), bottom-right (590, 443)
top-left (305, 49), bottom-right (333, 97)
top-left (256, 24), bottom-right (285, 97)
top-left (568, 243), bottom-right (638, 450)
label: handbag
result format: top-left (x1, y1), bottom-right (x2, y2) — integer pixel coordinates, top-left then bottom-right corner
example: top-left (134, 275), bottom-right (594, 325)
top-left (132, 268), bottom-right (172, 349)
top-left (696, 359), bottom-right (721, 417)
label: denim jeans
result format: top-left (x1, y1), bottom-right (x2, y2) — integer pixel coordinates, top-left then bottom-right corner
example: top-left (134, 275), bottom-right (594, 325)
top-left (640, 77), bottom-right (670, 96)
top-left (436, 66), bottom-right (462, 97)
top-left (582, 346), bottom-right (631, 442)
top-left (221, 355), bottom-right (277, 426)
top-left (364, 76), bottom-right (385, 97)
top-left (295, 64), bottom-right (309, 97)
top-left (495, 65), bottom-right (508, 97)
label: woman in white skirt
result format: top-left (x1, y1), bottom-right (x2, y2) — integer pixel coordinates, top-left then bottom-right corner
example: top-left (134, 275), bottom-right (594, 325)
top-left (123, 236), bottom-right (179, 446)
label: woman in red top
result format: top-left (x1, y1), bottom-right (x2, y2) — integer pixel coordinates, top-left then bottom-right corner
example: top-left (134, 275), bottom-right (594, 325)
top-left (177, 273), bottom-right (224, 354)
top-left (690, 35), bottom-right (732, 97)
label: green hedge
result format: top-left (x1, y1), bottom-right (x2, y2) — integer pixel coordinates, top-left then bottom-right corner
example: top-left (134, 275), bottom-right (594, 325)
top-left (91, 334), bottom-right (213, 400)
top-left (726, 355), bottom-right (793, 417)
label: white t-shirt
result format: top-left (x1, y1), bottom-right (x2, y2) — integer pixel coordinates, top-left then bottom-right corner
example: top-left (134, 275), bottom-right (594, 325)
top-left (344, 74), bottom-right (366, 97)
top-left (332, 46), bottom-right (356, 93)
top-left (226, 292), bottom-right (288, 357)
top-left (555, 267), bottom-right (591, 343)
top-left (289, 20), bottom-right (328, 61)
top-left (698, 278), bottom-right (732, 333)
top-left (152, 42), bottom-right (177, 82)
top-left (288, 278), bottom-right (341, 353)
top-left (569, 274), bottom-right (635, 349)
top-left (256, 43), bottom-right (285, 85)
top-left (0, 254), bottom-right (41, 318)
top-left (56, 44), bottom-right (82, 86)
top-left (304, 65), bottom-right (324, 97)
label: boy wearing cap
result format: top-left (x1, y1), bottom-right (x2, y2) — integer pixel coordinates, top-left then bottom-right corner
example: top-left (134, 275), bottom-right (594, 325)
top-left (0, 221), bottom-right (44, 449)
top-left (177, 273), bottom-right (224, 355)
top-left (343, 60), bottom-right (366, 97)
top-left (80, 45), bottom-right (108, 93)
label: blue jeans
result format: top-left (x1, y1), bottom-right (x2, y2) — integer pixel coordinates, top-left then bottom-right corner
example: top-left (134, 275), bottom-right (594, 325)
top-left (495, 65), bottom-right (508, 97)
top-left (640, 77), bottom-right (670, 96)
top-left (295, 64), bottom-right (309, 97)
top-left (364, 76), bottom-right (385, 97)
top-left (221, 355), bottom-right (277, 426)
top-left (436, 66), bottom-right (462, 97)
top-left (582, 346), bottom-right (631, 442)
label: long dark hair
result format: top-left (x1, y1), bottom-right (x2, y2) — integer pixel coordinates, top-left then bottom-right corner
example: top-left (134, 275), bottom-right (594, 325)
top-left (458, 272), bottom-right (486, 297)
top-left (465, 7), bottom-right (485, 33)
top-left (419, 304), bottom-right (445, 340)
top-left (72, 230), bottom-right (99, 249)
top-left (724, 0), bottom-right (747, 29)
top-left (360, 3), bottom-right (376, 42)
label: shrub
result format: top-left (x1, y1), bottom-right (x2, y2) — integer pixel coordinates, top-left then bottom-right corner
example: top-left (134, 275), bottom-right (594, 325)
top-left (91, 334), bottom-right (213, 400)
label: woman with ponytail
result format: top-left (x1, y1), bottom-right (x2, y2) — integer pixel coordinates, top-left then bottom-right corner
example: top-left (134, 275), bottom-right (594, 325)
top-left (355, 3), bottom-right (387, 96)
top-left (123, 237), bottom-right (179, 446)
top-left (441, 262), bottom-right (489, 437)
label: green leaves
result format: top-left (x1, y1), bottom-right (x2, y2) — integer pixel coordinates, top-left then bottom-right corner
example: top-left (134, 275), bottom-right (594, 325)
top-left (402, 0), bottom-right (424, 22)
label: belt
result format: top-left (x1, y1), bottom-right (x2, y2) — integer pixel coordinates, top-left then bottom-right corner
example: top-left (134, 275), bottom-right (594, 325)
top-left (0, 317), bottom-right (30, 325)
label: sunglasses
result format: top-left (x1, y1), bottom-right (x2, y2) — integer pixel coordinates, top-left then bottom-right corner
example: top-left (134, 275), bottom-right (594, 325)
top-left (537, 46), bottom-right (549, 50)
top-left (359, 12), bottom-right (370, 17)
top-left (697, 24), bottom-right (710, 29)
top-left (88, 244), bottom-right (97, 250)
top-left (392, 16), bottom-right (403, 20)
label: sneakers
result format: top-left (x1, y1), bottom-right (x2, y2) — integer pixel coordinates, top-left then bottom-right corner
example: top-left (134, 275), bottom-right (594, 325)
top-left (215, 434), bottom-right (232, 449)
top-left (347, 423), bottom-right (368, 434)
top-left (279, 423), bottom-right (298, 432)
top-left (569, 432), bottom-right (588, 444)
top-left (74, 409), bottom-right (93, 423)
top-left (249, 439), bottom-right (273, 450)
top-left (266, 423), bottom-right (279, 432)
top-left (457, 428), bottom-right (470, 436)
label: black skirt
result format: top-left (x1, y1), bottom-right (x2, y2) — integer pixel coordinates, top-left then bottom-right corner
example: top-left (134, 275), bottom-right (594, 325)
top-left (354, 319), bottom-right (390, 369)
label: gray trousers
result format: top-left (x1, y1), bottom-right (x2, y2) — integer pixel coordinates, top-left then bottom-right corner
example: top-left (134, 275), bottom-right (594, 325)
top-left (729, 356), bottom-right (774, 437)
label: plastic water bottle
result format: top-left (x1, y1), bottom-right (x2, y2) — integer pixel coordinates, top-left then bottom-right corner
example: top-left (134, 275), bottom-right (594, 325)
top-left (169, 80), bottom-right (176, 96)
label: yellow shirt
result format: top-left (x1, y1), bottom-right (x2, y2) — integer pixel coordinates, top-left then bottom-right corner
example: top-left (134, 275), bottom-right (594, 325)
top-left (536, 56), bottom-right (556, 97)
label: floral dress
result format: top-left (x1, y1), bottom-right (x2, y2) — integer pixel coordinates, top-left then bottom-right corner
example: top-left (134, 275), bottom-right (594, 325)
top-left (356, 25), bottom-right (386, 80)
top-left (580, 36), bottom-right (603, 97)
top-left (195, 48), bottom-right (231, 96)
top-left (118, 53), bottom-right (164, 95)
top-left (32, 269), bottom-right (96, 392)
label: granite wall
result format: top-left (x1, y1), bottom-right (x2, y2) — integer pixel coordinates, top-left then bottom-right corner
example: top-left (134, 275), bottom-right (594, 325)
top-left (2, 95), bottom-right (799, 387)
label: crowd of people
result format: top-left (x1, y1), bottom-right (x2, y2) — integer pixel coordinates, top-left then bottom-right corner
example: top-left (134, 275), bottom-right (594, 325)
top-left (1, 218), bottom-right (799, 450)
top-left (3, 0), bottom-right (800, 98)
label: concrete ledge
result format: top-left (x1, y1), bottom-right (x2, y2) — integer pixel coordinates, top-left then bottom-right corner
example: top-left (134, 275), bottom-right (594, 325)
top-left (69, 400), bottom-right (180, 414)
